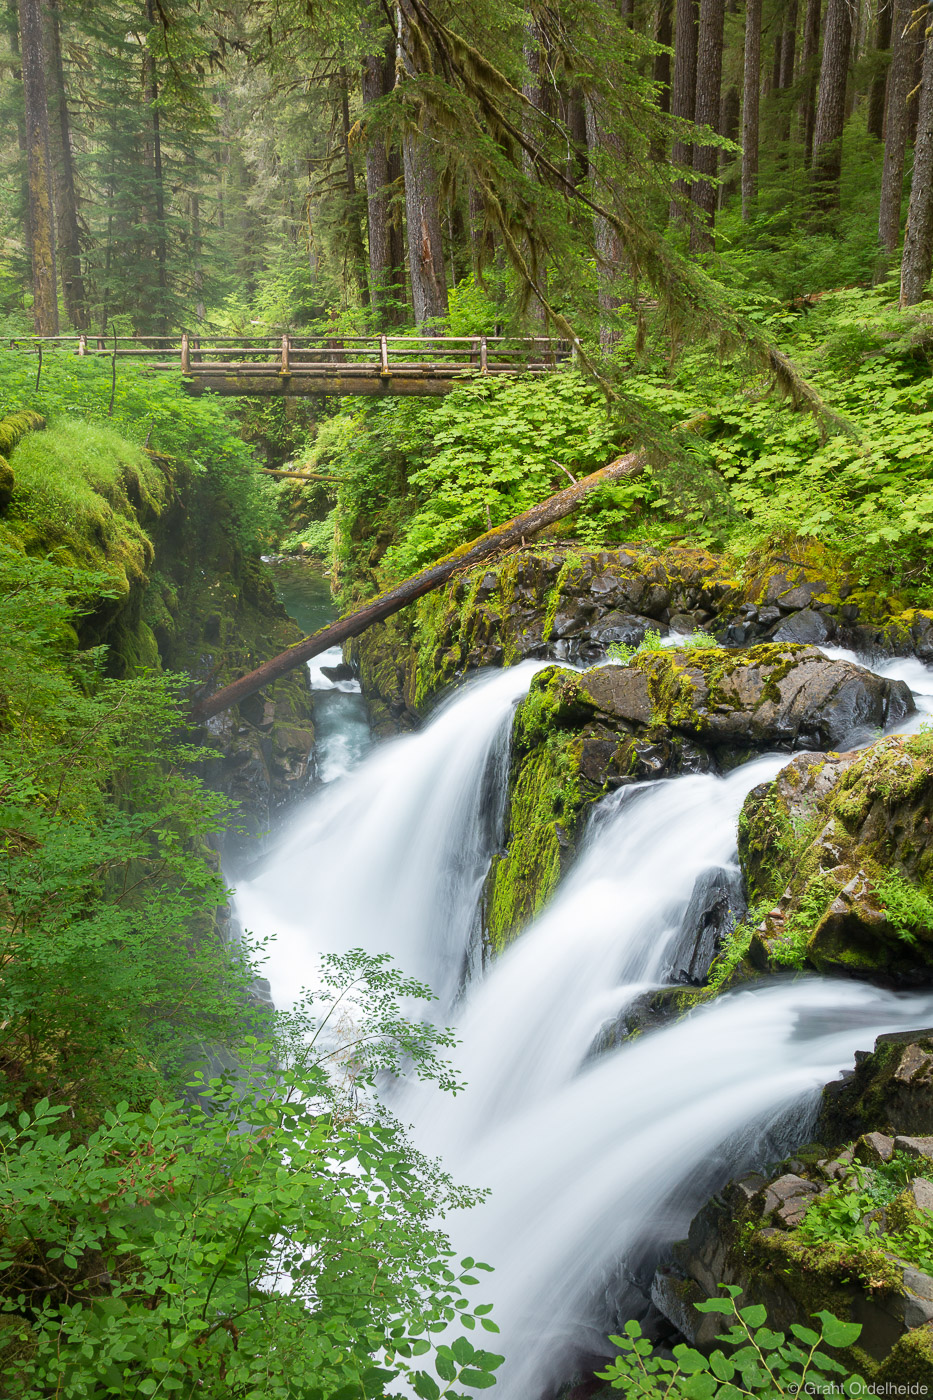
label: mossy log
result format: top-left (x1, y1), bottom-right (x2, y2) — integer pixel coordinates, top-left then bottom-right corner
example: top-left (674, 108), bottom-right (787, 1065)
top-left (189, 447), bottom-right (645, 722)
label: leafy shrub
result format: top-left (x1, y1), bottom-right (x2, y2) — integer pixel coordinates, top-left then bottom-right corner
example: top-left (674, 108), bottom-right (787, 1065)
top-left (597, 1286), bottom-right (863, 1397)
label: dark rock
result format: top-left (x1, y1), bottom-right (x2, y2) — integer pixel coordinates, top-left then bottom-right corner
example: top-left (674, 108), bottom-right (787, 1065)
top-left (320, 661), bottom-right (355, 682)
top-left (577, 667), bottom-right (653, 727)
top-left (855, 1132), bottom-right (896, 1165)
top-left (772, 607), bottom-right (835, 645)
top-left (664, 867), bottom-right (745, 985)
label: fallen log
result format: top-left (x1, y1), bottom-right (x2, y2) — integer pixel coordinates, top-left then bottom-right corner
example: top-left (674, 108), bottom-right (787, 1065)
top-left (189, 446), bottom-right (645, 722)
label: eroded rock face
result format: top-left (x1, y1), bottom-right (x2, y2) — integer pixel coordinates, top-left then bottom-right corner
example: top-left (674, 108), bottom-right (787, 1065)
top-left (482, 645), bottom-right (911, 951)
top-left (738, 735), bottom-right (933, 985)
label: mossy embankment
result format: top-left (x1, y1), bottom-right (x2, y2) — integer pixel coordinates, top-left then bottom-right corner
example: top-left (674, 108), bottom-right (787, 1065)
top-left (0, 407), bottom-right (315, 863)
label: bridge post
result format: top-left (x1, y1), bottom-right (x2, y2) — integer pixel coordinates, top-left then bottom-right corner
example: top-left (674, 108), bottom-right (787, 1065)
top-left (380, 334), bottom-right (389, 376)
top-left (78, 333), bottom-right (87, 357)
top-left (480, 335), bottom-right (488, 373)
top-left (181, 332), bottom-right (190, 374)
top-left (281, 335), bottom-right (291, 375)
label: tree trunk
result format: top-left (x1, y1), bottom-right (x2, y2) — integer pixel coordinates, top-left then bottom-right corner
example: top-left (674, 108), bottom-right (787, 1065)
top-left (900, 18), bottom-right (933, 305)
top-left (798, 0), bottom-right (821, 165)
top-left (361, 42), bottom-right (405, 326)
top-left (43, 0), bottom-right (86, 328)
top-left (17, 0), bottom-right (58, 334)
top-left (339, 73), bottom-right (371, 310)
top-left (867, 0), bottom-right (893, 139)
top-left (6, 1), bottom-right (33, 286)
top-left (189, 447), bottom-right (646, 723)
top-left (585, 95), bottom-right (625, 350)
top-left (669, 0), bottom-right (699, 221)
top-left (719, 82), bottom-right (740, 205)
top-left (779, 0), bottom-right (798, 87)
top-left (523, 13), bottom-right (549, 326)
top-left (878, 0), bottom-right (915, 251)
top-left (397, 0), bottom-right (448, 326)
top-left (742, 0), bottom-right (762, 219)
top-left (811, 0), bottom-right (852, 208)
top-left (563, 87), bottom-right (590, 185)
top-left (654, 0), bottom-right (674, 111)
top-left (690, 0), bottom-right (726, 248)
top-left (143, 0), bottom-right (167, 331)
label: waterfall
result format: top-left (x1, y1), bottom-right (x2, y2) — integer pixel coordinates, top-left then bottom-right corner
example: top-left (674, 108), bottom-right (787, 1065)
top-left (236, 660), bottom-right (550, 1012)
top-left (238, 648), bottom-right (933, 1399)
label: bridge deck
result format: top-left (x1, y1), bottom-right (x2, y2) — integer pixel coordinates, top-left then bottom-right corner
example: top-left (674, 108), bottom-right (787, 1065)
top-left (9, 332), bottom-right (574, 397)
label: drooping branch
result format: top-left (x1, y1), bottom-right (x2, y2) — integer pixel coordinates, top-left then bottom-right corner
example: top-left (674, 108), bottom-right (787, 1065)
top-left (189, 446), bottom-right (646, 722)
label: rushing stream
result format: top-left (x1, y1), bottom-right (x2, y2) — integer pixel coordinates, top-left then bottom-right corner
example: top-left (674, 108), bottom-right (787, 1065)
top-left (244, 563), bottom-right (933, 1398)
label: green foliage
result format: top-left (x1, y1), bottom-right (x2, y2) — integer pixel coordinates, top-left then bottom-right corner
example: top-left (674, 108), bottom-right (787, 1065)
top-left (0, 353), bottom-right (277, 552)
top-left (0, 540), bottom-right (253, 1113)
top-left (0, 954), bottom-right (504, 1398)
top-left (876, 871), bottom-right (933, 946)
top-left (798, 1153), bottom-right (933, 1277)
top-left (597, 1287), bottom-right (863, 1397)
top-left (607, 629), bottom-right (715, 664)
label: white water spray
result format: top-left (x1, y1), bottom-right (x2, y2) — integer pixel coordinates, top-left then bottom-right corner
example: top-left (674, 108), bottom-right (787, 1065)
top-left (238, 638), bottom-right (933, 1399)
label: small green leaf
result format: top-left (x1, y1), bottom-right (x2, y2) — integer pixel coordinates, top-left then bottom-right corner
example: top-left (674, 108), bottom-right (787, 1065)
top-left (813, 1311), bottom-right (862, 1348)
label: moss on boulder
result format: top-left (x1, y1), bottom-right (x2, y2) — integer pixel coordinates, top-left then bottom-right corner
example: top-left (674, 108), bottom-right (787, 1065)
top-left (737, 734), bottom-right (933, 983)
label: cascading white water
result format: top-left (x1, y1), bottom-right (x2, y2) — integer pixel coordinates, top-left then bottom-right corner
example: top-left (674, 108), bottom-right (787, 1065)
top-left (238, 640), bottom-right (933, 1400)
top-left (237, 660), bottom-right (549, 1011)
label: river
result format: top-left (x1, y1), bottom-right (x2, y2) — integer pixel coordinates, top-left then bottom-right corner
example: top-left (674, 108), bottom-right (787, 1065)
top-left (247, 558), bottom-right (933, 1398)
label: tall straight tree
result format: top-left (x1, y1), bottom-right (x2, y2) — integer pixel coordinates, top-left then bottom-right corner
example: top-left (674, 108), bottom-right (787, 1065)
top-left (901, 14), bottom-right (933, 304)
top-left (523, 10), bottom-right (549, 326)
top-left (43, 0), bottom-right (86, 327)
top-left (669, 0), bottom-right (699, 220)
top-left (742, 0), bottom-right (762, 219)
top-left (17, 0), bottom-right (58, 332)
top-left (361, 40), bottom-right (405, 326)
top-left (867, 0), bottom-right (893, 140)
top-left (798, 0), bottom-right (821, 164)
top-left (396, 0), bottom-right (448, 325)
top-left (779, 0), bottom-right (798, 87)
top-left (690, 0), bottom-right (726, 248)
top-left (811, 0), bottom-right (852, 207)
top-left (879, 0), bottom-right (916, 251)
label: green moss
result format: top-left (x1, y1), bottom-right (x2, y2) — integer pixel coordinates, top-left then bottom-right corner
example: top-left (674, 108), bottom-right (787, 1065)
top-left (484, 737), bottom-right (582, 952)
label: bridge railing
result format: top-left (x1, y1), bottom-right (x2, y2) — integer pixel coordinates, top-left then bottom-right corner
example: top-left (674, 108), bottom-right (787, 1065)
top-left (6, 332), bottom-right (574, 378)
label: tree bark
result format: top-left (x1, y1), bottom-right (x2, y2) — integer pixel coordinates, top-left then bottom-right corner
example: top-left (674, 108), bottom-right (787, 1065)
top-left (397, 0), bottom-right (448, 325)
top-left (143, 0), bottom-right (167, 331)
top-left (900, 18), bottom-right (933, 305)
top-left (361, 40), bottom-right (405, 326)
top-left (669, 0), bottom-right (699, 221)
top-left (867, 0), bottom-right (893, 139)
top-left (339, 73), bottom-right (371, 310)
top-left (690, 0), bottom-right (726, 248)
top-left (523, 12), bottom-right (549, 326)
top-left (654, 0), bottom-right (674, 111)
top-left (43, 0), bottom-right (86, 328)
top-left (798, 0), bottom-right (822, 166)
top-left (17, 0), bottom-right (58, 334)
top-left (742, 0), bottom-right (762, 219)
top-left (879, 0), bottom-right (915, 251)
top-left (189, 448), bottom-right (646, 723)
top-left (779, 0), bottom-right (798, 87)
top-left (811, 0), bottom-right (852, 208)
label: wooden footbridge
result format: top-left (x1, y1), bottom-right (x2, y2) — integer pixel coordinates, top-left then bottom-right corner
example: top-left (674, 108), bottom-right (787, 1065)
top-left (8, 331), bottom-right (573, 397)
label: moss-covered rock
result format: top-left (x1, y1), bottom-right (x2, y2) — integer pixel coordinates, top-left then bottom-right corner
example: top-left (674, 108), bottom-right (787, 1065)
top-left (353, 538), bottom-right (931, 733)
top-left (484, 644), bottom-right (907, 951)
top-left (737, 733), bottom-right (933, 984)
top-left (650, 1095), bottom-right (933, 1384)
